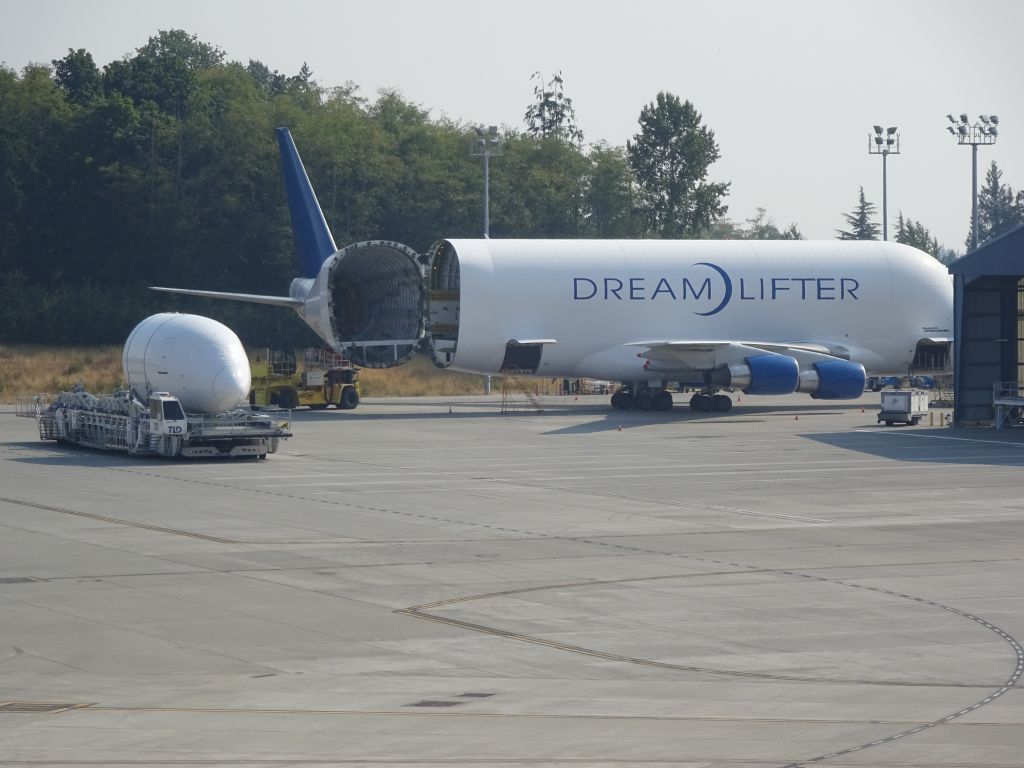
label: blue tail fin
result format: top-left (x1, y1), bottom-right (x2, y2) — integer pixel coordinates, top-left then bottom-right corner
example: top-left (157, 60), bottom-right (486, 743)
top-left (276, 127), bottom-right (337, 278)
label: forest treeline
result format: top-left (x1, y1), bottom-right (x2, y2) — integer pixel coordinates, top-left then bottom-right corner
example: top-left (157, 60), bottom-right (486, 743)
top-left (0, 30), bottom-right (759, 344)
top-left (4, 30), bottom-right (1015, 345)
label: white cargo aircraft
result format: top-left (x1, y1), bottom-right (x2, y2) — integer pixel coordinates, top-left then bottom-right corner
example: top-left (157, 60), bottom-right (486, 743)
top-left (153, 128), bottom-right (953, 413)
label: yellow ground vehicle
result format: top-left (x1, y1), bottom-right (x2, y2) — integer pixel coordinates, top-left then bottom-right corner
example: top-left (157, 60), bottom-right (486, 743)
top-left (248, 348), bottom-right (360, 410)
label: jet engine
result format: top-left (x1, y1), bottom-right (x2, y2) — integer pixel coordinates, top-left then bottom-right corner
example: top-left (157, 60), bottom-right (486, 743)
top-left (796, 359), bottom-right (867, 399)
top-left (710, 354), bottom-right (866, 399)
top-left (709, 353), bottom-right (800, 395)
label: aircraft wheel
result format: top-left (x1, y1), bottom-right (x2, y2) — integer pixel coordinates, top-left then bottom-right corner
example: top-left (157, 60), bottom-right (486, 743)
top-left (636, 391), bottom-right (653, 411)
top-left (653, 390), bottom-right (674, 411)
top-left (712, 394), bottom-right (733, 412)
top-left (610, 390), bottom-right (631, 410)
top-left (689, 393), bottom-right (712, 412)
top-left (339, 386), bottom-right (360, 410)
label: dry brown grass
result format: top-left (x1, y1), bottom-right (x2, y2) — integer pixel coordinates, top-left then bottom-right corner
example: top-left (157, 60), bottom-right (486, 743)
top-left (0, 345), bottom-right (126, 401)
top-left (0, 345), bottom-right (492, 403)
top-left (357, 354), bottom-right (488, 397)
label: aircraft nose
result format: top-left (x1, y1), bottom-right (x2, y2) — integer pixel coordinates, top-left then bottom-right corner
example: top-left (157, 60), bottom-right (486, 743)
top-left (212, 364), bottom-right (251, 411)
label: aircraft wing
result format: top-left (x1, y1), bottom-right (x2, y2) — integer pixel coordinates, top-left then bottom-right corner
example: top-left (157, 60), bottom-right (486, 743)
top-left (625, 340), bottom-right (850, 370)
top-left (622, 342), bottom-right (847, 364)
top-left (150, 286), bottom-right (303, 309)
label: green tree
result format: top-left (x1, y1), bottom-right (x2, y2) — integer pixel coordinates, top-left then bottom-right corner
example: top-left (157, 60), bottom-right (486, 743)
top-left (836, 187), bottom-right (879, 240)
top-left (523, 71), bottom-right (583, 146)
top-left (744, 208), bottom-right (802, 239)
top-left (705, 208), bottom-right (802, 239)
top-left (368, 90), bottom-right (479, 247)
top-left (103, 29), bottom-right (225, 117)
top-left (491, 133), bottom-right (589, 238)
top-left (582, 142), bottom-right (643, 237)
top-left (51, 48), bottom-right (101, 105)
top-left (0, 64), bottom-right (74, 280)
top-left (967, 160), bottom-right (1024, 249)
top-left (894, 212), bottom-right (942, 258)
top-left (627, 92), bottom-right (729, 238)
top-left (244, 59), bottom-right (289, 97)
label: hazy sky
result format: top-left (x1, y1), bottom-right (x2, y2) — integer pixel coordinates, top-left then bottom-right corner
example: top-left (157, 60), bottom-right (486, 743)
top-left (4, 0), bottom-right (1022, 251)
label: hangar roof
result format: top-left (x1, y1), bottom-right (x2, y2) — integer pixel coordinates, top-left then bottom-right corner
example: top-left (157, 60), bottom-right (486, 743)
top-left (948, 224), bottom-right (1024, 279)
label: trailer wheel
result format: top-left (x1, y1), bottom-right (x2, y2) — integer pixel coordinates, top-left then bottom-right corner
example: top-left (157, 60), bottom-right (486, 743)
top-left (910, 417), bottom-right (921, 426)
top-left (884, 420), bottom-right (894, 427)
top-left (339, 386), bottom-right (360, 410)
top-left (270, 387), bottom-right (299, 409)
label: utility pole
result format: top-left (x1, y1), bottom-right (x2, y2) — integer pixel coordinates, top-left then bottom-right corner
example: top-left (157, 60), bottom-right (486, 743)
top-left (471, 126), bottom-right (503, 238)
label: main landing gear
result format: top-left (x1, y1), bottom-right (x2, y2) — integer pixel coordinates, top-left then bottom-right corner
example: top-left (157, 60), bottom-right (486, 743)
top-left (688, 391), bottom-right (733, 413)
top-left (610, 384), bottom-right (674, 412)
top-left (610, 384), bottom-right (735, 414)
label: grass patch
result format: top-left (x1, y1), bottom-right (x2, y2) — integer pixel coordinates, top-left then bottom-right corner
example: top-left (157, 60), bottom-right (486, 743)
top-left (357, 354), bottom-right (489, 397)
top-left (0, 345), bottom-right (124, 400)
top-left (0, 345), bottom-right (503, 403)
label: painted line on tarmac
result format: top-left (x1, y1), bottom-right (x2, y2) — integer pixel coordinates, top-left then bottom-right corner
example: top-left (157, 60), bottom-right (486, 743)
top-left (855, 429), bottom-right (1024, 447)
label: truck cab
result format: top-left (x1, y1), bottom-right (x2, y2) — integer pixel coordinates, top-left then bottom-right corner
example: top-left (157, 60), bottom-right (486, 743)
top-left (148, 392), bottom-right (188, 436)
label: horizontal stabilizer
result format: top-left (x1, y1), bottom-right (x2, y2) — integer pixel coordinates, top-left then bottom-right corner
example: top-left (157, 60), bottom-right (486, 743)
top-left (150, 286), bottom-right (302, 309)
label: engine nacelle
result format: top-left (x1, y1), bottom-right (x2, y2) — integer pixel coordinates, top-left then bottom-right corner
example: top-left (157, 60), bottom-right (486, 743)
top-left (797, 359), bottom-right (867, 399)
top-left (709, 353), bottom-right (800, 395)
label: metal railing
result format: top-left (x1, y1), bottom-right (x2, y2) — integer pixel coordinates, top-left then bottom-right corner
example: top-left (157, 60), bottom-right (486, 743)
top-left (15, 394), bottom-right (50, 418)
top-left (993, 382), bottom-right (1024, 402)
top-left (993, 382), bottom-right (1024, 429)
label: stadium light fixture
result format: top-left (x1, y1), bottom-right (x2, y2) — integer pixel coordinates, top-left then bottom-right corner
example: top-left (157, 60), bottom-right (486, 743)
top-left (868, 124), bottom-right (900, 240)
top-left (945, 112), bottom-right (1000, 250)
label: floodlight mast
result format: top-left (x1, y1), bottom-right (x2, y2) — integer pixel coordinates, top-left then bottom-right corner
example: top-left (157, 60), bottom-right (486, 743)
top-left (867, 125), bottom-right (900, 240)
top-left (471, 126), bottom-right (504, 238)
top-left (945, 113), bottom-right (999, 251)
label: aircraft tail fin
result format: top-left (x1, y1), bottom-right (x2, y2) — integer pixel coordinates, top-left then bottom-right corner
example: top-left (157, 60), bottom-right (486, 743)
top-left (276, 127), bottom-right (337, 279)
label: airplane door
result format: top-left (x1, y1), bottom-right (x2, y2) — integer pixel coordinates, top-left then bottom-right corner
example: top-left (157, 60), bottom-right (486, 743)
top-left (500, 342), bottom-right (544, 374)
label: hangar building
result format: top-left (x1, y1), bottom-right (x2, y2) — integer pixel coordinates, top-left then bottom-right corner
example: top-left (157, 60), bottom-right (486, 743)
top-left (948, 225), bottom-right (1024, 425)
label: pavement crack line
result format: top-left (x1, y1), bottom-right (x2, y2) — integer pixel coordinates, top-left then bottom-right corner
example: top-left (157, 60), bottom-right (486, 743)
top-left (398, 567), bottom-right (1024, 768)
top-left (6, 468), bottom-right (1022, 765)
